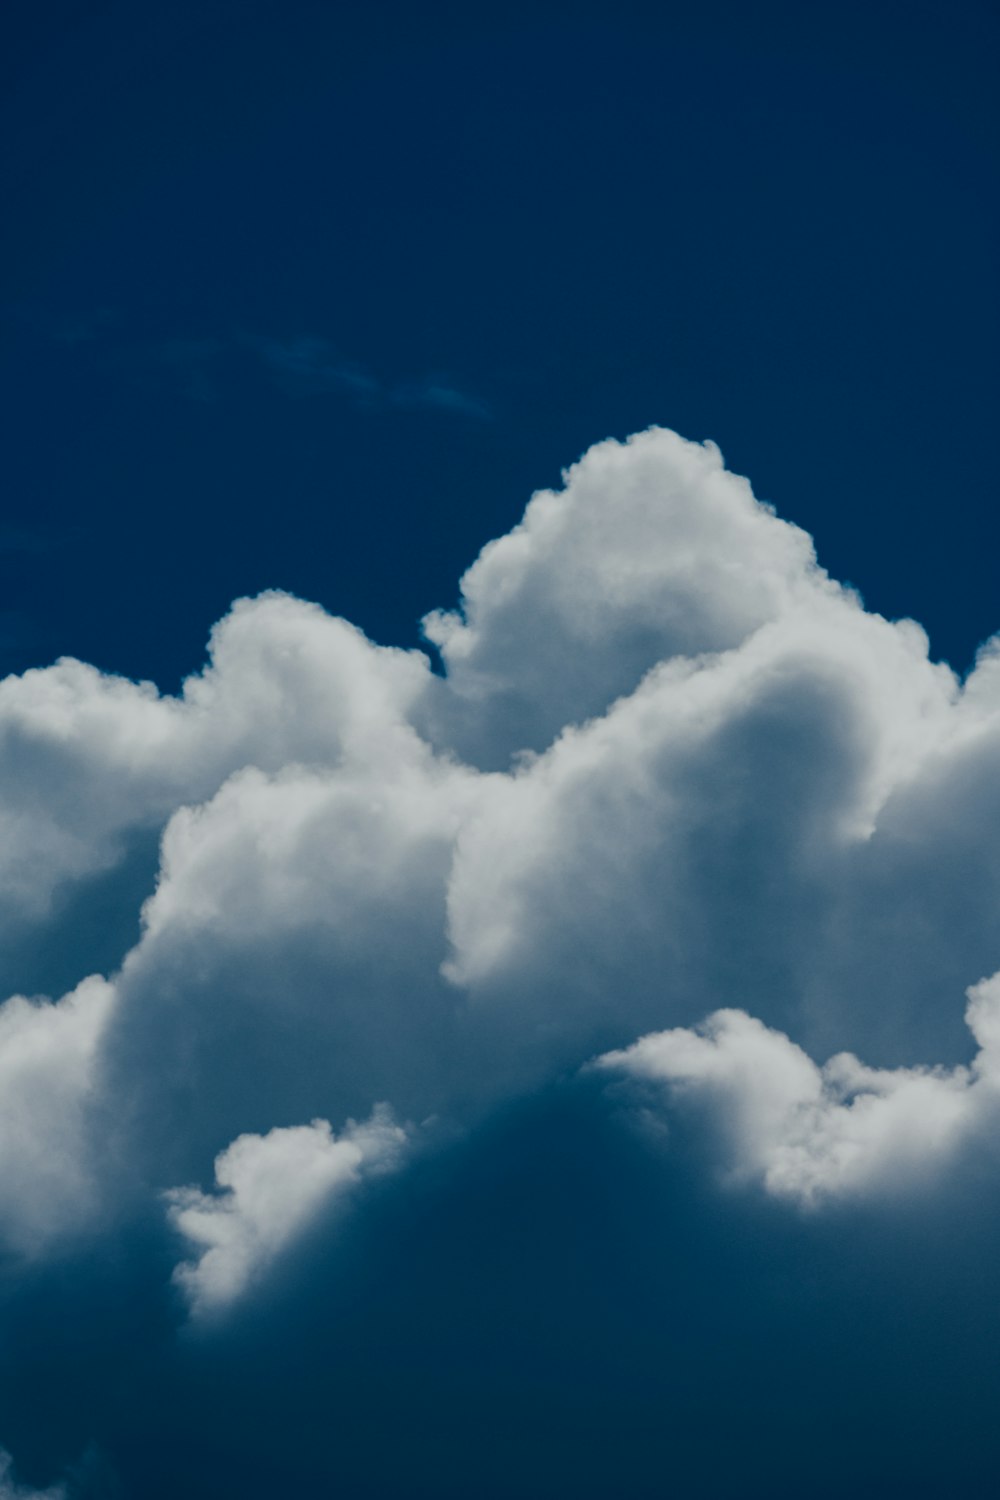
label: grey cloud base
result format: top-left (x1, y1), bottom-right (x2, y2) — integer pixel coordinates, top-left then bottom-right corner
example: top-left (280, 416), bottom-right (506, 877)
top-left (1, 428), bottom-right (1000, 1496)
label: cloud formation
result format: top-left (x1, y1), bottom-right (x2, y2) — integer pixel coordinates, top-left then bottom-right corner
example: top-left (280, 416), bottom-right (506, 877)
top-left (167, 1106), bottom-right (407, 1315)
top-left (2, 427), bottom-right (1000, 1492)
top-left (597, 971), bottom-right (1000, 1205)
top-left (0, 976), bottom-right (114, 1254)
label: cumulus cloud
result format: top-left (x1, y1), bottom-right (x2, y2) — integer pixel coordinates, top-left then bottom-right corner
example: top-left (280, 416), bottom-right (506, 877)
top-left (3, 424), bottom-right (1000, 1494)
top-left (167, 1107), bottom-right (408, 1315)
top-left (596, 971), bottom-right (1000, 1204)
top-left (0, 592), bottom-right (427, 977)
top-left (421, 430), bottom-right (836, 762)
top-left (0, 423), bottom-right (999, 1286)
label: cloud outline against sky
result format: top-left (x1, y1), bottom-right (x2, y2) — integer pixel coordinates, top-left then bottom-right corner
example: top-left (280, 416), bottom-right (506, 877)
top-left (1, 425), bottom-right (999, 1358)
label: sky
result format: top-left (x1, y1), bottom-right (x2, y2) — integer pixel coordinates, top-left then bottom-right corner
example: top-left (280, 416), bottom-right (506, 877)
top-left (0, 2), bottom-right (999, 1497)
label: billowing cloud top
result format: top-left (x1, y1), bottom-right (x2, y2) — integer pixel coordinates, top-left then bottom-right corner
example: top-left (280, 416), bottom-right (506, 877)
top-left (2, 428), bottom-right (999, 1496)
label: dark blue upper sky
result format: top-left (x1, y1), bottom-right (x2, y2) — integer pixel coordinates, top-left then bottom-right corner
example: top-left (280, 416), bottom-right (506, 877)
top-left (2, 0), bottom-right (997, 686)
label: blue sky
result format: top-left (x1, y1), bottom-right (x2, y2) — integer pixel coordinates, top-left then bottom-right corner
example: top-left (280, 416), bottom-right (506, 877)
top-left (3, 0), bottom-right (998, 684)
top-left (1, 3), bottom-right (999, 1497)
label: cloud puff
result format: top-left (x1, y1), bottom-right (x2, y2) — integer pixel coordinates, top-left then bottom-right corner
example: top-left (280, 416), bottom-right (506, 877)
top-left (596, 971), bottom-right (1000, 1204)
top-left (421, 430), bottom-right (836, 763)
top-left (1, 424), bottom-right (1000, 1286)
top-left (0, 593), bottom-right (426, 963)
top-left (166, 1106), bottom-right (407, 1315)
top-left (0, 975), bottom-right (114, 1254)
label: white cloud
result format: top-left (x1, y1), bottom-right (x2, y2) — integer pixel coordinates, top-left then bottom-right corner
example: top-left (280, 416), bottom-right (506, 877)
top-left (166, 1107), bottom-right (408, 1316)
top-left (137, 734), bottom-right (482, 951)
top-left (0, 591), bottom-right (430, 927)
top-left (595, 971), bottom-right (1000, 1204)
top-left (97, 743), bottom-right (490, 1185)
top-left (0, 974), bottom-right (115, 1253)
top-left (421, 428), bottom-right (836, 763)
top-left (1, 425), bottom-right (1000, 1274)
top-left (443, 596), bottom-right (956, 989)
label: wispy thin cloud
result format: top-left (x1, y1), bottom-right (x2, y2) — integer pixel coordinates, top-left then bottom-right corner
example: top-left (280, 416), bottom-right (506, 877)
top-left (390, 375), bottom-right (493, 420)
top-left (5, 308), bottom-right (495, 420)
top-left (243, 333), bottom-right (492, 419)
top-left (243, 334), bottom-right (380, 399)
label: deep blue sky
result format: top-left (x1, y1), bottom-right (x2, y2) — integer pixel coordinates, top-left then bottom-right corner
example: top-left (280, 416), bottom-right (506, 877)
top-left (2, 0), bottom-right (997, 688)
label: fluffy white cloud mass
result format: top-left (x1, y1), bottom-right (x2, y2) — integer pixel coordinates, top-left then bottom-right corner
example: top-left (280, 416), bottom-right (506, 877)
top-left (0, 975), bottom-right (114, 1254)
top-left (1, 427), bottom-right (999, 1299)
top-left (167, 1107), bottom-right (408, 1315)
top-left (596, 972), bottom-right (1000, 1205)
